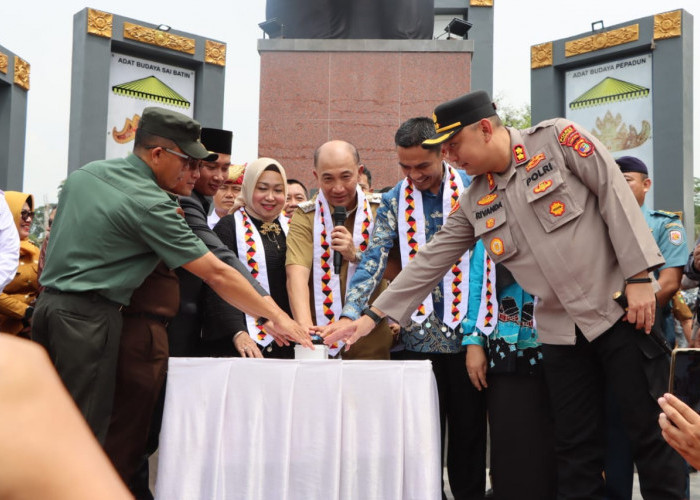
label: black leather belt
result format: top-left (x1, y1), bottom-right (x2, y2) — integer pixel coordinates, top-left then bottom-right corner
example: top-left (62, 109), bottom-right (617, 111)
top-left (43, 287), bottom-right (124, 310)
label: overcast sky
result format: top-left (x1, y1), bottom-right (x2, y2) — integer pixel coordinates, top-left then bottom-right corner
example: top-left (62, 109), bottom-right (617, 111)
top-left (2, 0), bottom-right (698, 204)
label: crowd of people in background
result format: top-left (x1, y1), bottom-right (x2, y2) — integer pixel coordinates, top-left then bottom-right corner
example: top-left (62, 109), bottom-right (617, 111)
top-left (3, 91), bottom-right (700, 500)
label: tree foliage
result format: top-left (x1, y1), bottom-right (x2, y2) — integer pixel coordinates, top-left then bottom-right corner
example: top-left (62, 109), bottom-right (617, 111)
top-left (494, 96), bottom-right (531, 129)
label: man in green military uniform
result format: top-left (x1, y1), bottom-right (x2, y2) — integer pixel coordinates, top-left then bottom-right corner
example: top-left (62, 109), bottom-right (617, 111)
top-left (286, 140), bottom-right (394, 359)
top-left (34, 107), bottom-right (309, 444)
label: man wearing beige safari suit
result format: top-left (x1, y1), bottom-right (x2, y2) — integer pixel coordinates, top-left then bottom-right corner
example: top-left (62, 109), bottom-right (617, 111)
top-left (322, 91), bottom-right (685, 499)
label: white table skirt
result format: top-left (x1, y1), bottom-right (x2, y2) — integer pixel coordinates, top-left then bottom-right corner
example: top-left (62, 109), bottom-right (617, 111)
top-left (155, 358), bottom-right (441, 500)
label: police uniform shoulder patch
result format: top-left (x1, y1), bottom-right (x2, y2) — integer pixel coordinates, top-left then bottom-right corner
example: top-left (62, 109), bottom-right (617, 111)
top-left (669, 229), bottom-right (684, 246)
top-left (366, 192), bottom-right (383, 204)
top-left (298, 199), bottom-right (316, 213)
top-left (665, 222), bottom-right (684, 229)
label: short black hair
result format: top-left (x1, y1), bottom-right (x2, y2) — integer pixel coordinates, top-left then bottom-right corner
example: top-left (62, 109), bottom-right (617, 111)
top-left (359, 166), bottom-right (372, 187)
top-left (287, 178), bottom-right (309, 199)
top-left (394, 117), bottom-right (442, 154)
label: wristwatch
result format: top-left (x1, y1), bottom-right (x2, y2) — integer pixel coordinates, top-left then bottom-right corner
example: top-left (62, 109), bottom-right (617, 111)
top-left (361, 307), bottom-right (382, 326)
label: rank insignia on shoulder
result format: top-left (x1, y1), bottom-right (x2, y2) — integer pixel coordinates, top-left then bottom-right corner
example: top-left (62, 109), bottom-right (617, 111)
top-left (657, 209), bottom-right (680, 219)
top-left (669, 230), bottom-right (684, 246)
top-left (477, 193), bottom-right (498, 206)
top-left (513, 144), bottom-right (527, 163)
top-left (367, 192), bottom-right (383, 204)
top-left (549, 200), bottom-right (565, 217)
top-left (298, 200), bottom-right (316, 213)
top-left (487, 172), bottom-right (496, 191)
top-left (526, 153), bottom-right (546, 172)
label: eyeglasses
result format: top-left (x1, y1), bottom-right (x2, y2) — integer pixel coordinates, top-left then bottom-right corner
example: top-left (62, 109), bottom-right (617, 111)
top-left (146, 146), bottom-right (200, 170)
top-left (20, 210), bottom-right (34, 221)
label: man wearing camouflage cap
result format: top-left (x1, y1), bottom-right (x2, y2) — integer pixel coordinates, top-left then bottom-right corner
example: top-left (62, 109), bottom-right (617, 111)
top-left (34, 107), bottom-right (310, 444)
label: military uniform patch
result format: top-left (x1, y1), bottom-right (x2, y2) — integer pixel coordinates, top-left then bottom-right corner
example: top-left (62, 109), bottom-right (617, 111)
top-left (558, 125), bottom-right (576, 145)
top-left (490, 237), bottom-right (504, 256)
top-left (477, 193), bottom-right (498, 206)
top-left (669, 230), bottom-right (683, 246)
top-left (487, 173), bottom-right (496, 191)
top-left (513, 144), bottom-right (527, 163)
top-left (533, 179), bottom-right (553, 194)
top-left (526, 153), bottom-right (546, 172)
top-left (298, 199), bottom-right (316, 213)
top-left (549, 201), bottom-right (565, 217)
top-left (573, 137), bottom-right (594, 157)
top-left (366, 192), bottom-right (383, 204)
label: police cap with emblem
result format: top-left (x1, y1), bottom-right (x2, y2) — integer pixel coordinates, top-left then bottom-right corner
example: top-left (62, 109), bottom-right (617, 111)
top-left (616, 156), bottom-right (648, 176)
top-left (139, 107), bottom-right (216, 160)
top-left (422, 90), bottom-right (497, 147)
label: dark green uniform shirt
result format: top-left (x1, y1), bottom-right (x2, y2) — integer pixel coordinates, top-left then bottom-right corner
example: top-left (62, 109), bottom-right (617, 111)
top-left (41, 154), bottom-right (208, 305)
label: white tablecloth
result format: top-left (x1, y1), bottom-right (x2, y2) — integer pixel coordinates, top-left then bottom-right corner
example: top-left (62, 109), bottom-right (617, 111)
top-left (155, 358), bottom-right (441, 500)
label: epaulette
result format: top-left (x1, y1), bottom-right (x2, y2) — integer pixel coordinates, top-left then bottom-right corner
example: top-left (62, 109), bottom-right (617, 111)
top-left (298, 199), bottom-right (316, 214)
top-left (366, 192), bottom-right (383, 204)
top-left (652, 209), bottom-right (681, 220)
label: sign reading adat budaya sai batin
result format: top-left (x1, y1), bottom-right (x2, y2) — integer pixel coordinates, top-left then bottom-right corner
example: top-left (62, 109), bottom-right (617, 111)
top-left (106, 53), bottom-right (195, 159)
top-left (565, 54), bottom-right (653, 203)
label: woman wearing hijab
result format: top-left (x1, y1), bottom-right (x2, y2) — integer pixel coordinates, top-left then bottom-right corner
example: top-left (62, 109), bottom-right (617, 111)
top-left (0, 191), bottom-right (40, 337)
top-left (201, 158), bottom-right (293, 358)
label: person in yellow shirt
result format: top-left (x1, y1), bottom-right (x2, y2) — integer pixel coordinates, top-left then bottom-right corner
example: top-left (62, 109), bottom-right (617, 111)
top-left (0, 191), bottom-right (39, 337)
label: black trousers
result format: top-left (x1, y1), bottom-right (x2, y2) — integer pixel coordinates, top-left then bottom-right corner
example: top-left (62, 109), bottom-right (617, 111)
top-left (32, 289), bottom-right (123, 444)
top-left (541, 321), bottom-right (685, 500)
top-left (403, 350), bottom-right (487, 500)
top-left (488, 367), bottom-right (557, 500)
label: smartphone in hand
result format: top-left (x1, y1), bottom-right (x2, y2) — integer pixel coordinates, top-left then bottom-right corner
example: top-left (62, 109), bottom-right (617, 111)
top-left (670, 348), bottom-right (700, 413)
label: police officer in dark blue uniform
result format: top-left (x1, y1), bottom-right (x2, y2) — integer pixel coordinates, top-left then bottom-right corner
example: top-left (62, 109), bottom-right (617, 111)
top-left (605, 155), bottom-right (688, 500)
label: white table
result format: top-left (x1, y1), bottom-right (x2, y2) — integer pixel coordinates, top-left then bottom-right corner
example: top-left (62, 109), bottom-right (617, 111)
top-left (155, 358), bottom-right (441, 500)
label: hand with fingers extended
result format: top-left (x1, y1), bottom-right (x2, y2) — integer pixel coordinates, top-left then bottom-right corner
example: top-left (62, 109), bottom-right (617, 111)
top-left (658, 392), bottom-right (700, 469)
top-left (263, 313), bottom-right (314, 349)
top-left (316, 315), bottom-right (375, 352)
top-left (466, 344), bottom-right (488, 391)
top-left (233, 332), bottom-right (263, 358)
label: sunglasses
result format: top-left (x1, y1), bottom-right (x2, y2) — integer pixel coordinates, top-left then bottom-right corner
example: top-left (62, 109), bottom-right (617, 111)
top-left (146, 146), bottom-right (200, 170)
top-left (20, 210), bottom-right (34, 221)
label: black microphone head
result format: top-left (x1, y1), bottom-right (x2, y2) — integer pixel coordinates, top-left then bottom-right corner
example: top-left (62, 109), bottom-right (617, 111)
top-left (332, 206), bottom-right (347, 226)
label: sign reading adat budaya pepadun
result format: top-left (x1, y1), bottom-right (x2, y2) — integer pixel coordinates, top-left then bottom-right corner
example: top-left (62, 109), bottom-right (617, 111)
top-left (565, 54), bottom-right (653, 203)
top-left (106, 52), bottom-right (196, 159)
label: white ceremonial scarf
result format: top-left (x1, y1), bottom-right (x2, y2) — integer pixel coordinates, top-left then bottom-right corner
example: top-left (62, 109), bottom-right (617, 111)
top-left (397, 163), bottom-right (470, 329)
top-left (312, 187), bottom-right (374, 355)
top-left (234, 208), bottom-right (289, 347)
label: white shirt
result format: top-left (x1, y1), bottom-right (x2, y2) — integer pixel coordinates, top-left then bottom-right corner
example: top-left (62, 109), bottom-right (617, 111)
top-left (0, 191), bottom-right (20, 291)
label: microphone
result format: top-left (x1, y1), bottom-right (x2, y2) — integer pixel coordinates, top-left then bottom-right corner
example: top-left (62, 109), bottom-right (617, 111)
top-left (332, 206), bottom-right (347, 275)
